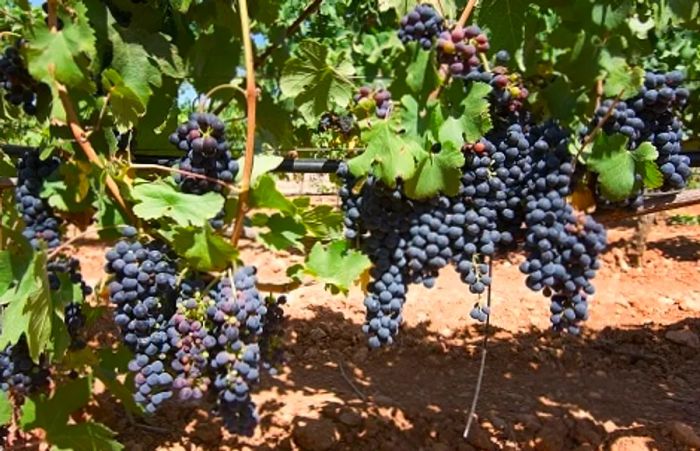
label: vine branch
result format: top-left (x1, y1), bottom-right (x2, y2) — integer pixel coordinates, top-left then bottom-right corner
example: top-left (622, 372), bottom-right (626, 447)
top-left (457, 0), bottom-right (480, 28)
top-left (55, 83), bottom-right (133, 221)
top-left (231, 0), bottom-right (257, 247)
top-left (254, 0), bottom-right (323, 67)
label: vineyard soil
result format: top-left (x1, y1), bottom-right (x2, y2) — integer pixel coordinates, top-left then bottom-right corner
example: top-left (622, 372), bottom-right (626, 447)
top-left (66, 205), bottom-right (700, 450)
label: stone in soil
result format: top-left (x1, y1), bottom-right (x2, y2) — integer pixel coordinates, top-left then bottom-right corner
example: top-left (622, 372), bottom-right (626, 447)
top-left (667, 421), bottom-right (700, 448)
top-left (665, 328), bottom-right (700, 349)
top-left (292, 417), bottom-right (340, 451)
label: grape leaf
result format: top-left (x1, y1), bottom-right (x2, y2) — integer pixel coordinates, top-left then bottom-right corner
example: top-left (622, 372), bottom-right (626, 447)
top-left (438, 81), bottom-right (492, 147)
top-left (250, 174), bottom-right (297, 215)
top-left (50, 422), bottom-right (124, 451)
top-left (21, 376), bottom-right (92, 433)
top-left (600, 52), bottom-right (644, 97)
top-left (0, 251), bottom-right (52, 362)
top-left (476, 0), bottom-right (530, 57)
top-left (299, 205), bottom-right (344, 239)
top-left (100, 69), bottom-right (145, 127)
top-left (235, 154), bottom-right (285, 186)
top-left (131, 180), bottom-right (224, 226)
top-left (26, 2), bottom-right (96, 89)
top-left (391, 43), bottom-right (440, 104)
top-left (404, 141), bottom-right (465, 198)
top-left (0, 251), bottom-right (12, 295)
top-left (169, 223), bottom-right (238, 272)
top-left (251, 213), bottom-right (306, 251)
top-left (347, 121), bottom-right (422, 186)
top-left (187, 27), bottom-right (240, 92)
top-left (42, 160), bottom-right (93, 212)
top-left (302, 240), bottom-right (371, 294)
top-left (280, 40), bottom-right (355, 122)
top-left (586, 134), bottom-right (636, 201)
top-left (632, 142), bottom-right (664, 190)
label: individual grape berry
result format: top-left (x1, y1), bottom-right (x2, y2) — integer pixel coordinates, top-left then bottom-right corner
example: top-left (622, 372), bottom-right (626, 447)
top-left (354, 86), bottom-right (392, 119)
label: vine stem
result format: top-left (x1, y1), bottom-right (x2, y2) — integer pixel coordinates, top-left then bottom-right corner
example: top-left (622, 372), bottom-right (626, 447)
top-left (47, 225), bottom-right (120, 260)
top-left (130, 163), bottom-right (238, 192)
top-left (205, 83), bottom-right (247, 104)
top-left (47, 0), bottom-right (134, 223)
top-left (463, 257), bottom-right (492, 439)
top-left (55, 82), bottom-right (134, 221)
top-left (231, 0), bottom-right (257, 247)
top-left (253, 0), bottom-right (323, 67)
top-left (457, 0), bottom-right (480, 28)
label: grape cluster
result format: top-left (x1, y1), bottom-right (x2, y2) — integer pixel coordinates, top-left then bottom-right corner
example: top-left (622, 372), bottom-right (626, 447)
top-left (104, 230), bottom-right (285, 433)
top-left (398, 4), bottom-right (445, 49)
top-left (519, 123), bottom-right (607, 333)
top-left (15, 152), bottom-right (62, 250)
top-left (15, 152), bottom-right (89, 348)
top-left (437, 25), bottom-right (490, 77)
top-left (0, 338), bottom-right (49, 394)
top-left (259, 295), bottom-right (287, 375)
top-left (590, 70), bottom-right (691, 193)
top-left (0, 40), bottom-right (39, 115)
top-left (169, 112), bottom-right (239, 195)
top-left (105, 227), bottom-right (178, 412)
top-left (318, 112), bottom-right (355, 135)
top-left (355, 86), bottom-right (392, 119)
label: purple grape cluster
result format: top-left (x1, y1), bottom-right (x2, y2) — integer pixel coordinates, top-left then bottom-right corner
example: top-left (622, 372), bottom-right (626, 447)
top-left (589, 70), bottom-right (691, 193)
top-left (15, 152), bottom-right (89, 349)
top-left (15, 152), bottom-right (62, 250)
top-left (319, 112), bottom-right (355, 135)
top-left (398, 4), bottom-right (445, 50)
top-left (169, 112), bottom-right (239, 195)
top-left (355, 86), bottom-right (392, 119)
top-left (0, 338), bottom-right (49, 394)
top-left (105, 227), bottom-right (179, 412)
top-left (437, 25), bottom-right (490, 77)
top-left (0, 40), bottom-right (39, 115)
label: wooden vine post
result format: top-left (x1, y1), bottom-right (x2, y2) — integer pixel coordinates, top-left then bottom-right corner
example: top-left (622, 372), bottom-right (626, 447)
top-left (231, 0), bottom-right (256, 247)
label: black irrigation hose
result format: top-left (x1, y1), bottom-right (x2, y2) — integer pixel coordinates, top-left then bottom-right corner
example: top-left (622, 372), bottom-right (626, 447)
top-left (2, 144), bottom-right (700, 173)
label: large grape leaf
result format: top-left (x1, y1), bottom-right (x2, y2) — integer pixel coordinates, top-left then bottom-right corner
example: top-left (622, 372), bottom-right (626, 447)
top-left (21, 376), bottom-right (91, 432)
top-left (26, 2), bottom-right (96, 90)
top-left (280, 40), bottom-right (355, 122)
top-left (169, 224), bottom-right (238, 272)
top-left (302, 241), bottom-right (371, 295)
top-left (390, 43), bottom-right (440, 104)
top-left (0, 251), bottom-right (52, 362)
top-left (251, 213), bottom-right (307, 251)
top-left (50, 422), bottom-right (123, 451)
top-left (438, 81), bottom-right (492, 147)
top-left (187, 27), bottom-right (240, 92)
top-left (632, 142), bottom-right (663, 190)
top-left (586, 134), bottom-right (636, 201)
top-left (131, 180), bottom-right (224, 226)
top-left (403, 141), bottom-right (465, 198)
top-left (476, 0), bottom-right (530, 57)
top-left (600, 52), bottom-right (644, 97)
top-left (347, 121), bottom-right (422, 186)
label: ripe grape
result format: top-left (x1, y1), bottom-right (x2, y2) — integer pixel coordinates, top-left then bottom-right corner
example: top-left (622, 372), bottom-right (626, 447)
top-left (398, 4), bottom-right (445, 50)
top-left (0, 40), bottom-right (39, 115)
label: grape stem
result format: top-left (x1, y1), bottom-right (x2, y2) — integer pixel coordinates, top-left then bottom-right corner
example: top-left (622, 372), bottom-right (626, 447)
top-left (231, 0), bottom-right (257, 247)
top-left (47, 225), bottom-right (120, 261)
top-left (54, 82), bottom-right (135, 222)
top-left (253, 0), bottom-right (323, 67)
top-left (46, 0), bottom-right (58, 31)
top-left (463, 257), bottom-right (492, 440)
top-left (457, 0), bottom-right (480, 28)
top-left (130, 163), bottom-right (239, 193)
top-left (204, 83), bottom-right (247, 105)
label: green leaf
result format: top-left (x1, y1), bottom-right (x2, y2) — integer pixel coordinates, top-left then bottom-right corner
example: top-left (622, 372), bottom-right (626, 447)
top-left (600, 53), bottom-right (644, 97)
top-left (252, 214), bottom-right (307, 251)
top-left (0, 391), bottom-right (12, 426)
top-left (0, 251), bottom-right (52, 362)
top-left (586, 134), bottom-right (636, 201)
top-left (280, 40), bottom-right (355, 122)
top-left (236, 154), bottom-right (284, 186)
top-left (95, 346), bottom-right (141, 414)
top-left (169, 223), bottom-right (238, 272)
top-left (390, 43), bottom-right (440, 103)
top-left (404, 142), bottom-right (465, 198)
top-left (26, 2), bottom-right (96, 89)
top-left (476, 0), bottom-right (530, 57)
top-left (42, 161), bottom-right (93, 212)
top-left (299, 205), bottom-right (343, 239)
top-left (0, 251), bottom-right (12, 295)
top-left (303, 241), bottom-right (371, 294)
top-left (347, 121), bottom-right (421, 186)
top-left (50, 422), bottom-right (123, 451)
top-left (100, 69), bottom-right (145, 127)
top-left (21, 376), bottom-right (92, 433)
top-left (250, 174), bottom-right (297, 215)
top-left (632, 142), bottom-right (663, 190)
top-left (187, 27), bottom-right (240, 92)
top-left (131, 180), bottom-right (224, 226)
top-left (438, 82), bottom-right (492, 147)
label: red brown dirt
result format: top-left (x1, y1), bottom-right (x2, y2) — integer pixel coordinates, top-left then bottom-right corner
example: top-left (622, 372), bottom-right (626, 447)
top-left (52, 206), bottom-right (700, 450)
